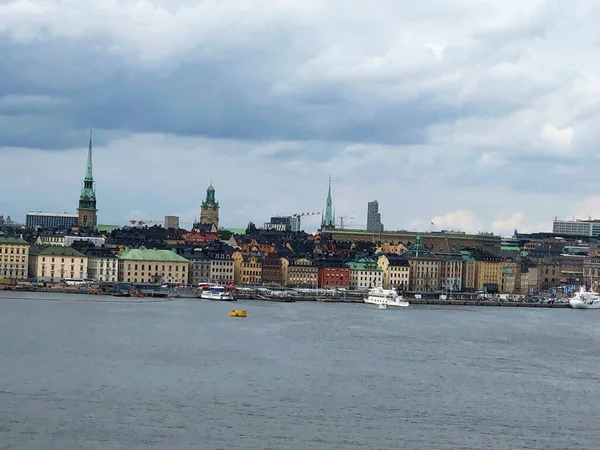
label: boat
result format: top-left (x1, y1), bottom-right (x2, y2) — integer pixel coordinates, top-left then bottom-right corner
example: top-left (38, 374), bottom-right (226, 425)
top-left (364, 287), bottom-right (409, 308)
top-left (200, 285), bottom-right (235, 301)
top-left (230, 309), bottom-right (247, 317)
top-left (378, 304), bottom-right (387, 310)
top-left (569, 286), bottom-right (600, 309)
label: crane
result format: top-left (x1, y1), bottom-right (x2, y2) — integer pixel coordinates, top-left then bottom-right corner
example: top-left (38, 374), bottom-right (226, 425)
top-left (292, 211), bottom-right (321, 231)
top-left (337, 216), bottom-right (355, 230)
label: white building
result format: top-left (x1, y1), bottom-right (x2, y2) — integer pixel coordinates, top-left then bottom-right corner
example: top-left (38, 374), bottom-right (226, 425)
top-left (348, 258), bottom-right (382, 289)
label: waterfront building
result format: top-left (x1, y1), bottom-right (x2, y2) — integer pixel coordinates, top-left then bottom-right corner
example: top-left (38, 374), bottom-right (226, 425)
top-left (77, 129), bottom-right (98, 228)
top-left (316, 257), bottom-right (350, 288)
top-left (261, 253), bottom-right (283, 285)
top-left (164, 216), bottom-right (180, 229)
top-left (82, 247), bottom-right (118, 282)
top-left (460, 251), bottom-right (477, 291)
top-left (26, 212), bottom-right (78, 230)
top-left (118, 249), bottom-right (189, 284)
top-left (348, 258), bottom-right (382, 289)
top-left (437, 253), bottom-right (464, 292)
top-left (181, 249), bottom-right (212, 285)
top-left (377, 253), bottom-right (410, 290)
top-left (320, 177), bottom-right (335, 231)
top-left (401, 236), bottom-right (440, 292)
top-left (200, 183), bottom-right (220, 228)
top-left (471, 250), bottom-right (503, 293)
top-left (232, 251), bottom-right (262, 285)
top-left (537, 260), bottom-right (560, 291)
top-left (286, 257), bottom-right (318, 287)
top-left (28, 247), bottom-right (88, 282)
top-left (583, 257), bottom-right (600, 289)
top-left (0, 236), bottom-right (30, 280)
top-left (366, 200), bottom-right (384, 232)
top-left (205, 247), bottom-right (234, 284)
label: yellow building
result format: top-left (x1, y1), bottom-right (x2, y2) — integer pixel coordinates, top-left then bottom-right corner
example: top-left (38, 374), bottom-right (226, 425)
top-left (232, 251), bottom-right (262, 285)
top-left (0, 236), bottom-right (30, 280)
top-left (287, 257), bottom-right (318, 287)
top-left (377, 254), bottom-right (410, 289)
top-left (118, 248), bottom-right (189, 284)
top-left (29, 246), bottom-right (88, 283)
top-left (473, 252), bottom-right (503, 292)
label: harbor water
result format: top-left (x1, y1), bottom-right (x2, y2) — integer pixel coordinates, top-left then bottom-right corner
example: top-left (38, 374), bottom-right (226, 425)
top-left (1, 291), bottom-right (599, 450)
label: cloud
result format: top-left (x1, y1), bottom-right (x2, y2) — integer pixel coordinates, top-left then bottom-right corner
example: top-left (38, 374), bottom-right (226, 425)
top-left (431, 210), bottom-right (483, 234)
top-left (1, 0), bottom-right (600, 234)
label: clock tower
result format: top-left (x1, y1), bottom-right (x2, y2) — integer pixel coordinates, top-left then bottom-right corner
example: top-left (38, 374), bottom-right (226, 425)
top-left (199, 182), bottom-right (219, 228)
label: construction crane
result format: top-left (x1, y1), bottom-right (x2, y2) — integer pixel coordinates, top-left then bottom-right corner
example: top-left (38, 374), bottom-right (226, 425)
top-left (292, 211), bottom-right (321, 231)
top-left (337, 216), bottom-right (355, 230)
top-left (128, 219), bottom-right (163, 227)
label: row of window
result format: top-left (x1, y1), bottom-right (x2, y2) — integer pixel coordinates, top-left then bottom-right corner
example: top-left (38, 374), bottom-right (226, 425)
top-left (42, 257), bottom-right (85, 263)
top-left (127, 264), bottom-right (186, 272)
top-left (1, 247), bottom-right (27, 254)
top-left (2, 256), bottom-right (27, 263)
top-left (1, 270), bottom-right (26, 277)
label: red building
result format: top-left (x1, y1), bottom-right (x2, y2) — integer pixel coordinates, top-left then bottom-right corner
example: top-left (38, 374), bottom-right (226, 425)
top-left (182, 231), bottom-right (219, 244)
top-left (317, 266), bottom-right (350, 288)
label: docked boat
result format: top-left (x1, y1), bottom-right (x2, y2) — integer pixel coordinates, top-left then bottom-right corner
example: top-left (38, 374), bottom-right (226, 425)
top-left (364, 287), bottom-right (409, 308)
top-left (569, 286), bottom-right (600, 309)
top-left (200, 285), bottom-right (235, 301)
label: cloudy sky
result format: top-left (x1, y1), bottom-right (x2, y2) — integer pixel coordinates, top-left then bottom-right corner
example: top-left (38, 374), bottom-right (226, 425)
top-left (1, 0), bottom-right (600, 236)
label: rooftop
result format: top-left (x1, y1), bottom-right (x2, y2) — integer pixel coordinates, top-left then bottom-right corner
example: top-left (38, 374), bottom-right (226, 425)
top-left (119, 248), bottom-right (189, 262)
top-left (32, 246), bottom-right (86, 257)
top-left (0, 236), bottom-right (29, 245)
top-left (27, 211), bottom-right (78, 217)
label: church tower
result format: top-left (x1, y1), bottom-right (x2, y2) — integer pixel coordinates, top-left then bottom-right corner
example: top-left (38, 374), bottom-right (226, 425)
top-left (200, 182), bottom-right (219, 228)
top-left (321, 176), bottom-right (335, 230)
top-left (77, 128), bottom-right (98, 228)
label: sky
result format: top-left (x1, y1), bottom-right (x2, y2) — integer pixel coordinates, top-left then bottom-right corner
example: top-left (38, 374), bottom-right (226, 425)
top-left (1, 0), bottom-right (600, 236)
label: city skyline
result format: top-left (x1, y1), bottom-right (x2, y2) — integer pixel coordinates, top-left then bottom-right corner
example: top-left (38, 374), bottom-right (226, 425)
top-left (2, 1), bottom-right (600, 235)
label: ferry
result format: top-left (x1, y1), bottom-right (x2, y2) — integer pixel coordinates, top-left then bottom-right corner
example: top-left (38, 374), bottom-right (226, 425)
top-left (569, 286), bottom-right (600, 309)
top-left (364, 287), bottom-right (409, 308)
top-left (200, 284), bottom-right (235, 301)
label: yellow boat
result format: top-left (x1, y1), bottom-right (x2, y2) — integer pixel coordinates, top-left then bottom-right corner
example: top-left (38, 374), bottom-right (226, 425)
top-left (229, 309), bottom-right (247, 317)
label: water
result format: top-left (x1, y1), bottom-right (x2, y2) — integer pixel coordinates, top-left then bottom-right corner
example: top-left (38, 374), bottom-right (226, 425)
top-left (1, 291), bottom-right (599, 450)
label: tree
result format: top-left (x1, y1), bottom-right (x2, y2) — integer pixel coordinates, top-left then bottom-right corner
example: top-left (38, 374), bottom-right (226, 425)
top-left (245, 221), bottom-right (258, 236)
top-left (217, 229), bottom-right (233, 240)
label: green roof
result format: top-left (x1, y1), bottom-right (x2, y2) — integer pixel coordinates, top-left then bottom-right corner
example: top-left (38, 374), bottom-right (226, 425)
top-left (347, 258), bottom-right (381, 271)
top-left (221, 228), bottom-right (246, 235)
top-left (501, 246), bottom-right (520, 251)
top-left (34, 247), bottom-right (86, 257)
top-left (0, 236), bottom-right (28, 245)
top-left (327, 229), bottom-right (500, 241)
top-left (97, 224), bottom-right (121, 233)
top-left (119, 248), bottom-right (189, 262)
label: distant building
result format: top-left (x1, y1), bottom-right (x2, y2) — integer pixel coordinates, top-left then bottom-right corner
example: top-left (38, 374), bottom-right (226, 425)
top-left (118, 248), bottom-right (189, 284)
top-left (77, 129), bottom-right (98, 228)
top-left (0, 236), bottom-right (30, 280)
top-left (263, 216), bottom-right (300, 232)
top-left (552, 218), bottom-right (600, 237)
top-left (26, 212), bottom-right (78, 230)
top-left (200, 183), bottom-right (220, 228)
top-left (28, 247), bottom-right (88, 282)
top-left (164, 216), bottom-right (180, 229)
top-left (366, 200), bottom-right (384, 232)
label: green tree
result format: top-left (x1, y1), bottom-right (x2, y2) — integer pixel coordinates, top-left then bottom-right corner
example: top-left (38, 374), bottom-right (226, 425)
top-left (217, 229), bottom-right (233, 240)
top-left (245, 221), bottom-right (258, 236)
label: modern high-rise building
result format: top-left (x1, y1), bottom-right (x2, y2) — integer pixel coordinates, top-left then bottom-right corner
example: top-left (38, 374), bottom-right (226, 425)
top-left (366, 200), bottom-right (384, 232)
top-left (77, 129), bottom-right (98, 228)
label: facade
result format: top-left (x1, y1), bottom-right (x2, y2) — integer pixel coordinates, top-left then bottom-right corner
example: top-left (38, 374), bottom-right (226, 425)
top-left (237, 239), bottom-right (275, 254)
top-left (261, 253), bottom-right (283, 285)
top-left (263, 216), bottom-right (301, 232)
top-left (366, 200), bottom-right (384, 232)
top-left (348, 258), bottom-right (382, 289)
top-left (0, 236), bottom-right (30, 280)
top-left (402, 237), bottom-right (440, 292)
top-left (26, 212), bottom-right (78, 230)
top-left (437, 254), bottom-right (464, 292)
top-left (65, 236), bottom-right (105, 247)
top-left (460, 251), bottom-right (477, 291)
top-left (182, 231), bottom-right (219, 244)
top-left (538, 261), bottom-right (560, 290)
top-left (321, 177), bottom-right (335, 230)
top-left (317, 257), bottom-right (350, 288)
top-left (185, 250), bottom-right (212, 285)
top-left (164, 216), bottom-right (180, 229)
top-left (118, 249), bottom-right (189, 284)
top-left (377, 253), bottom-right (410, 290)
top-left (552, 219), bottom-right (600, 237)
top-left (200, 183), bottom-right (220, 228)
top-left (583, 257), bottom-right (600, 289)
top-left (29, 247), bottom-right (88, 282)
top-left (77, 129), bottom-right (98, 228)
top-left (472, 251), bottom-right (503, 292)
top-left (206, 248), bottom-right (234, 284)
top-left (232, 251), bottom-right (262, 285)
top-left (287, 257), bottom-right (318, 287)
top-left (83, 247), bottom-right (118, 282)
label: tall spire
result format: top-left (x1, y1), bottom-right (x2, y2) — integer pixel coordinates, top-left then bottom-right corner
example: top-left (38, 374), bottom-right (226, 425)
top-left (323, 176), bottom-right (334, 228)
top-left (85, 127), bottom-right (93, 181)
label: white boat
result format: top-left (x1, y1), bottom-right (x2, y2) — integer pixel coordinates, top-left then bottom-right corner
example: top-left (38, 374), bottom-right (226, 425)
top-left (200, 285), bottom-right (235, 301)
top-left (569, 286), bottom-right (600, 309)
top-left (365, 287), bottom-right (409, 308)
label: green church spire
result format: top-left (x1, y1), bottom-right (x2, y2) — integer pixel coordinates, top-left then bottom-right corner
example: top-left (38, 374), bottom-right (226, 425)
top-left (85, 127), bottom-right (93, 181)
top-left (78, 128), bottom-right (97, 227)
top-left (322, 176), bottom-right (334, 228)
